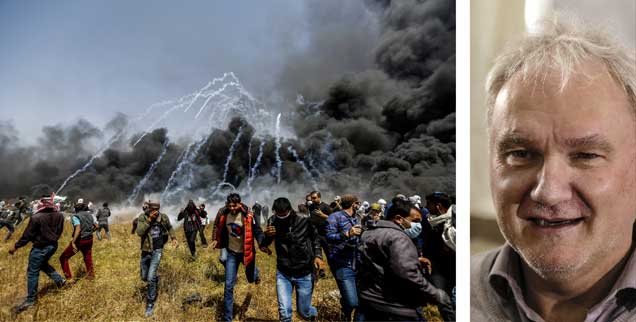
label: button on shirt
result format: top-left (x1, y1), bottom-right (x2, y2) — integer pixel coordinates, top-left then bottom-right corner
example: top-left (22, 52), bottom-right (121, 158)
top-left (486, 244), bottom-right (636, 322)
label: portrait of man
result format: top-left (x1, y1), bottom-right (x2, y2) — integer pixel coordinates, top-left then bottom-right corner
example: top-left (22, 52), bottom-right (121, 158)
top-left (470, 12), bottom-right (636, 322)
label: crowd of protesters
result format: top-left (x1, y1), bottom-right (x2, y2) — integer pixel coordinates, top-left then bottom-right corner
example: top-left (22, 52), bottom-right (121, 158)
top-left (2, 189), bottom-right (457, 321)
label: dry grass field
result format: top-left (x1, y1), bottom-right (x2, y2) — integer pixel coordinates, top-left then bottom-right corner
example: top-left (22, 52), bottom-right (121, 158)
top-left (0, 219), bottom-right (444, 322)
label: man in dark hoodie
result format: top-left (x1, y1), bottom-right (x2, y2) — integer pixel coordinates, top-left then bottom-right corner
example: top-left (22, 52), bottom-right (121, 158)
top-left (178, 200), bottom-right (206, 258)
top-left (357, 198), bottom-right (455, 321)
top-left (9, 194), bottom-right (66, 313)
top-left (260, 197), bottom-right (324, 322)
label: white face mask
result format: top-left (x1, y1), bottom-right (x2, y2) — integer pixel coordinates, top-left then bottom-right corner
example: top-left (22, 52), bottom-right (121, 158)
top-left (404, 222), bottom-right (422, 239)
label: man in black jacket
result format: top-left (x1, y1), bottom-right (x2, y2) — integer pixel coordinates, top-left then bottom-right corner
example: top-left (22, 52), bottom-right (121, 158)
top-left (357, 198), bottom-right (454, 321)
top-left (260, 197), bottom-right (324, 322)
top-left (8, 195), bottom-right (66, 313)
top-left (178, 200), bottom-right (206, 258)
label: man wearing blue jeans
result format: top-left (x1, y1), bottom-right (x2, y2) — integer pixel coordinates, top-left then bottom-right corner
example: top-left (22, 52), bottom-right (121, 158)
top-left (326, 194), bottom-right (362, 322)
top-left (9, 195), bottom-right (66, 313)
top-left (260, 197), bottom-right (324, 322)
top-left (213, 193), bottom-right (265, 322)
top-left (135, 200), bottom-right (178, 317)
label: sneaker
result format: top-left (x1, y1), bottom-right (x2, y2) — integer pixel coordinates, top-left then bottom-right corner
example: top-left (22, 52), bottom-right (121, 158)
top-left (254, 276), bottom-right (261, 285)
top-left (14, 299), bottom-right (35, 313)
top-left (56, 279), bottom-right (67, 288)
top-left (144, 303), bottom-right (155, 317)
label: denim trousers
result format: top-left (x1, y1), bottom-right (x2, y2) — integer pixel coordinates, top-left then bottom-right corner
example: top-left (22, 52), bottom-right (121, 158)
top-left (333, 266), bottom-right (360, 321)
top-left (276, 270), bottom-right (317, 322)
top-left (140, 249), bottom-right (163, 304)
top-left (223, 250), bottom-right (259, 322)
top-left (27, 244), bottom-right (64, 302)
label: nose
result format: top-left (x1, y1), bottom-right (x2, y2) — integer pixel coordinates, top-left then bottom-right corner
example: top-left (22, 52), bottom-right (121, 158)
top-left (530, 156), bottom-right (573, 206)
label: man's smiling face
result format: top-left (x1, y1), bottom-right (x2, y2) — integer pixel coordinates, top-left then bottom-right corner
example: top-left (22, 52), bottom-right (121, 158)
top-left (489, 62), bottom-right (636, 278)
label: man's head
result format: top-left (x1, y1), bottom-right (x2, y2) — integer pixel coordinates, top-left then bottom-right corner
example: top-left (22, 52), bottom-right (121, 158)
top-left (340, 194), bottom-right (360, 212)
top-left (103, 202), bottom-right (108, 208)
top-left (35, 194), bottom-right (57, 214)
top-left (425, 192), bottom-right (451, 216)
top-left (147, 200), bottom-right (160, 211)
top-left (487, 17), bottom-right (636, 279)
top-left (272, 197), bottom-right (293, 218)
top-left (226, 193), bottom-right (242, 214)
top-left (309, 191), bottom-right (322, 204)
top-left (199, 204), bottom-right (205, 210)
top-left (369, 203), bottom-right (382, 220)
top-left (386, 198), bottom-right (422, 229)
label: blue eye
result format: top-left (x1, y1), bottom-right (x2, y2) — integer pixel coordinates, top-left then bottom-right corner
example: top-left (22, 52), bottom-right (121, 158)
top-left (509, 150), bottom-right (530, 158)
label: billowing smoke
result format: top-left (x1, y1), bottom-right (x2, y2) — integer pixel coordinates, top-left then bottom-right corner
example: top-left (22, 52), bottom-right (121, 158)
top-left (0, 0), bottom-right (455, 211)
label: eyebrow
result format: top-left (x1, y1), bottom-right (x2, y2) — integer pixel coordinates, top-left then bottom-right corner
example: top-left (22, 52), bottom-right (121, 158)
top-left (496, 133), bottom-right (614, 153)
top-left (496, 133), bottom-right (534, 152)
top-left (563, 134), bottom-right (614, 153)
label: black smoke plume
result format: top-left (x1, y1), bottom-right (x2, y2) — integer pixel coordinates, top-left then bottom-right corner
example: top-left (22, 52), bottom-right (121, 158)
top-left (0, 0), bottom-right (455, 205)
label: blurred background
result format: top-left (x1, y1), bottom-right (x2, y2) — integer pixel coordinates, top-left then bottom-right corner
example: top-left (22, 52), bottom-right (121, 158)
top-left (471, 0), bottom-right (636, 254)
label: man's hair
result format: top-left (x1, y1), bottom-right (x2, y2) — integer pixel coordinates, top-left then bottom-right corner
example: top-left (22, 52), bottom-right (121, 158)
top-left (310, 191), bottom-right (321, 198)
top-left (272, 197), bottom-right (293, 213)
top-left (227, 193), bottom-right (241, 204)
top-left (103, 202), bottom-right (108, 207)
top-left (340, 194), bottom-right (359, 210)
top-left (426, 192), bottom-right (451, 210)
top-left (386, 199), bottom-right (418, 220)
top-left (486, 15), bottom-right (636, 125)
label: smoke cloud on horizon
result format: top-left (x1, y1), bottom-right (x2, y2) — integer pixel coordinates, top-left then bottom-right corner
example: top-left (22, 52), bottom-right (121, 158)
top-left (0, 0), bottom-right (456, 211)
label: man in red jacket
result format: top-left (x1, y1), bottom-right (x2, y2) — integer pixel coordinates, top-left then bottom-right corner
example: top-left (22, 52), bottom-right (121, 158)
top-left (213, 193), bottom-right (265, 322)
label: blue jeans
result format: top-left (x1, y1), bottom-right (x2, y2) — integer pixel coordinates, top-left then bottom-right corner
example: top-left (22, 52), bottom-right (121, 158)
top-left (333, 267), bottom-right (359, 321)
top-left (27, 245), bottom-right (64, 302)
top-left (223, 250), bottom-right (259, 322)
top-left (219, 248), bottom-right (227, 265)
top-left (276, 270), bottom-right (317, 322)
top-left (140, 249), bottom-right (163, 304)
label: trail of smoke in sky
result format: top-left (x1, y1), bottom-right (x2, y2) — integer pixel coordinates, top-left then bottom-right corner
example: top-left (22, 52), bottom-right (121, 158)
top-left (134, 75), bottom-right (242, 147)
top-left (217, 126), bottom-right (244, 188)
top-left (287, 145), bottom-right (317, 189)
top-left (247, 136), bottom-right (253, 178)
top-left (274, 113), bottom-right (282, 184)
top-left (247, 140), bottom-right (265, 190)
top-left (160, 135), bottom-right (207, 202)
top-left (127, 139), bottom-right (170, 205)
top-left (56, 130), bottom-right (126, 194)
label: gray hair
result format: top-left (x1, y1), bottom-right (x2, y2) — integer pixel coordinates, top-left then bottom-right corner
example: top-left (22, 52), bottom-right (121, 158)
top-left (485, 15), bottom-right (636, 124)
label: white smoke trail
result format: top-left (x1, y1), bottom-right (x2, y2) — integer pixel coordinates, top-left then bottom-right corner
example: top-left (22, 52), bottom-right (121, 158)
top-left (56, 130), bottom-right (126, 194)
top-left (287, 145), bottom-right (317, 189)
top-left (127, 139), bottom-right (170, 204)
top-left (221, 126), bottom-right (243, 184)
top-left (161, 135), bottom-right (208, 202)
top-left (274, 113), bottom-right (282, 184)
top-left (247, 140), bottom-right (265, 190)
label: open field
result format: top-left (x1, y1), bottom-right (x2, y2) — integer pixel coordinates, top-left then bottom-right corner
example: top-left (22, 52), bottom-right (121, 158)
top-left (0, 220), bottom-right (443, 321)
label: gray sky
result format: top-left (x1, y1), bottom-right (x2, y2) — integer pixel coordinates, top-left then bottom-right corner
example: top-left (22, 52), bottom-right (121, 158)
top-left (0, 0), bottom-right (377, 143)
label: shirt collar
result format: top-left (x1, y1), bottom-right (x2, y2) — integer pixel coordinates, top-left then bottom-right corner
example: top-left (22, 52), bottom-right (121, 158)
top-left (489, 243), bottom-right (636, 322)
